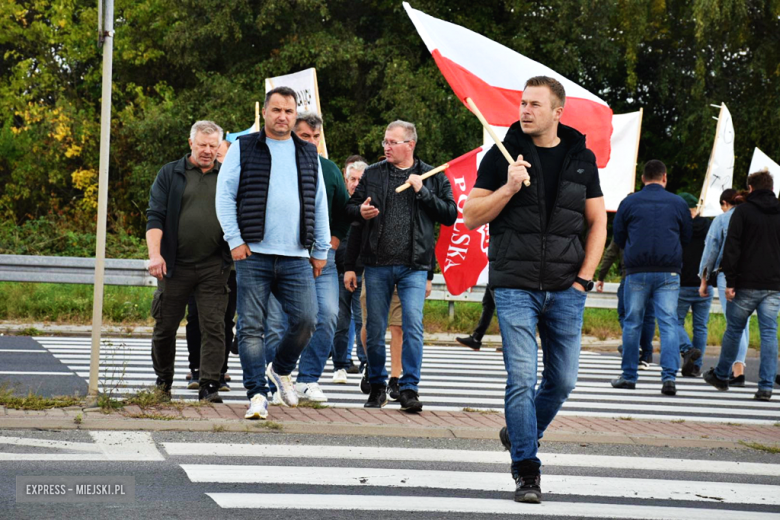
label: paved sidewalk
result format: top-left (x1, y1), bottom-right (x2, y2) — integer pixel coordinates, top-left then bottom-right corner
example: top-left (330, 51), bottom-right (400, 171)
top-left (2, 404), bottom-right (778, 450)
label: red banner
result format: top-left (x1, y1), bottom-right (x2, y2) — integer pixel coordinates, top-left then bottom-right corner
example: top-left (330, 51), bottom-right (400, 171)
top-left (435, 147), bottom-right (489, 295)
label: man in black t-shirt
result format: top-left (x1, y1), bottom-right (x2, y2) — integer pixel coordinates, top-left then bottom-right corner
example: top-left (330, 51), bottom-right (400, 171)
top-left (463, 76), bottom-right (607, 504)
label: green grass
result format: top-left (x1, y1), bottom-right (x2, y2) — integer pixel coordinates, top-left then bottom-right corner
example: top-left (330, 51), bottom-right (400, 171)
top-left (126, 412), bottom-right (177, 421)
top-left (297, 401), bottom-right (329, 409)
top-left (0, 385), bottom-right (83, 410)
top-left (740, 441), bottom-right (780, 454)
top-left (0, 281), bottom-right (776, 350)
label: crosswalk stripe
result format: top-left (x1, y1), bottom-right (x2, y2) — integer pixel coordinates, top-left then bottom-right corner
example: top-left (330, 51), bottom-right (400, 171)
top-left (205, 493), bottom-right (779, 519)
top-left (184, 465), bottom-right (780, 505)
top-left (33, 337), bottom-right (780, 423)
top-left (163, 443), bottom-right (780, 476)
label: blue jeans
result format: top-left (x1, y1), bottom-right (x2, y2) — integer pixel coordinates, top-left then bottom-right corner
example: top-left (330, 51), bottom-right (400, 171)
top-left (622, 272), bottom-right (680, 382)
top-left (495, 286), bottom-right (586, 468)
top-left (717, 272), bottom-right (749, 365)
top-left (676, 286), bottom-right (713, 367)
top-left (617, 280), bottom-right (655, 363)
top-left (234, 254), bottom-right (317, 399)
top-left (296, 249), bottom-right (340, 383)
top-left (332, 273), bottom-right (363, 370)
top-left (363, 266), bottom-right (427, 392)
top-left (263, 294), bottom-right (287, 393)
top-left (715, 289), bottom-right (780, 391)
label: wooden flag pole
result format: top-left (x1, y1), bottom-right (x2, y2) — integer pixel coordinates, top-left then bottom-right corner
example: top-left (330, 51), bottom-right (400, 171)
top-left (696, 103), bottom-right (726, 216)
top-left (466, 97), bottom-right (530, 187)
top-left (253, 102), bottom-right (261, 132)
top-left (396, 162), bottom-right (450, 193)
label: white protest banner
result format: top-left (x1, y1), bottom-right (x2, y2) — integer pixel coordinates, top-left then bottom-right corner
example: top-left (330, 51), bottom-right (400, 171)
top-left (748, 147), bottom-right (780, 197)
top-left (265, 68), bottom-right (328, 158)
top-left (698, 103), bottom-right (735, 217)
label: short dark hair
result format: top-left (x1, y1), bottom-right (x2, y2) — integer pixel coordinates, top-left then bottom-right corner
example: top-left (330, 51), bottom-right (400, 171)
top-left (264, 86), bottom-right (298, 106)
top-left (344, 155), bottom-right (367, 168)
top-left (524, 76), bottom-right (566, 107)
top-left (747, 170), bottom-right (774, 192)
top-left (295, 112), bottom-right (323, 130)
top-left (642, 160), bottom-right (667, 181)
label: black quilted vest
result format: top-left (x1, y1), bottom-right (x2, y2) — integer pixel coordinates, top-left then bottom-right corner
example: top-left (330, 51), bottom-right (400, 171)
top-left (485, 122), bottom-right (598, 291)
top-left (236, 129), bottom-right (319, 248)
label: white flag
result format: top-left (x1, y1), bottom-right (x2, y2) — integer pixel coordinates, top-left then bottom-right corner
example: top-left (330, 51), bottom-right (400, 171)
top-left (265, 68), bottom-right (328, 158)
top-left (748, 147), bottom-right (780, 197)
top-left (699, 104), bottom-right (735, 217)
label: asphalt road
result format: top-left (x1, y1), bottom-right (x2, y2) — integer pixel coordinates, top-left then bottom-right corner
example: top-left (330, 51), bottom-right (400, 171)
top-left (1, 430), bottom-right (779, 519)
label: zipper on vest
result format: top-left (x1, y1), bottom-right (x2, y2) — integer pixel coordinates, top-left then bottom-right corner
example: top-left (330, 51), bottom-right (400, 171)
top-left (540, 235), bottom-right (546, 290)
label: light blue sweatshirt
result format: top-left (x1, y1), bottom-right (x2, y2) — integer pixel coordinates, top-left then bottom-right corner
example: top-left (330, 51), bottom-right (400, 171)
top-left (216, 136), bottom-right (330, 260)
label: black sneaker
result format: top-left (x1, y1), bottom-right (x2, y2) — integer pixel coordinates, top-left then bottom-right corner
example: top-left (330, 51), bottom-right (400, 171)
top-left (198, 381), bottom-right (223, 403)
top-left (513, 462), bottom-right (542, 504)
top-left (218, 374), bottom-right (230, 392)
top-left (387, 377), bottom-right (401, 401)
top-left (346, 361), bottom-right (360, 374)
top-left (617, 344), bottom-right (623, 354)
top-left (729, 374), bottom-right (745, 387)
top-left (754, 389), bottom-right (772, 401)
top-left (155, 377), bottom-right (172, 400)
top-left (359, 372), bottom-right (371, 395)
top-left (703, 368), bottom-right (729, 391)
top-left (681, 348), bottom-right (702, 377)
top-left (399, 389), bottom-right (423, 413)
top-left (364, 384), bottom-right (387, 408)
top-left (690, 365), bottom-right (701, 377)
top-left (456, 335), bottom-right (482, 351)
top-left (499, 426), bottom-right (511, 451)
top-left (776, 374), bottom-right (780, 387)
top-left (661, 381), bottom-right (677, 396)
top-left (230, 335), bottom-right (239, 355)
top-left (611, 377), bottom-right (636, 389)
top-left (187, 370), bottom-right (200, 390)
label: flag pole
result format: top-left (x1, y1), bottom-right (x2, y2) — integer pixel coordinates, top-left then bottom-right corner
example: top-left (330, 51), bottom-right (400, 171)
top-left (466, 98), bottom-right (530, 187)
top-left (697, 103), bottom-right (726, 216)
top-left (253, 102), bottom-right (260, 132)
top-left (629, 108), bottom-right (644, 194)
top-left (396, 163), bottom-right (450, 193)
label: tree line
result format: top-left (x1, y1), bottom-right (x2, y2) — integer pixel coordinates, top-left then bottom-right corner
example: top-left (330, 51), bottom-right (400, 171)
top-left (1, 0), bottom-right (778, 255)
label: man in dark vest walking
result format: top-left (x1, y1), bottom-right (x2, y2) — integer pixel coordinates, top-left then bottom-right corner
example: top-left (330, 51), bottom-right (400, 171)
top-left (464, 76), bottom-right (607, 504)
top-left (216, 87), bottom-right (331, 420)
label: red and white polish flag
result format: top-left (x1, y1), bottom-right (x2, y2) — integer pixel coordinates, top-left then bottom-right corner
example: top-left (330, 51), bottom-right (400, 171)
top-left (404, 2), bottom-right (614, 168)
top-left (434, 147), bottom-right (488, 296)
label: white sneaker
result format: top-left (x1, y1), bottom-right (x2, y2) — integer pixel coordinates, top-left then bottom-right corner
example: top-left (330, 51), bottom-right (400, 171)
top-left (266, 363), bottom-right (298, 407)
top-left (294, 382), bottom-right (328, 402)
top-left (244, 394), bottom-right (268, 420)
top-left (270, 392), bottom-right (283, 405)
top-left (332, 369), bottom-right (348, 384)
top-left (639, 360), bottom-right (651, 370)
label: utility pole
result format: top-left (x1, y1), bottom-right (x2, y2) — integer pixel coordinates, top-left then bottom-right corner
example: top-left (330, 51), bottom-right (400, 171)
top-left (88, 0), bottom-right (115, 399)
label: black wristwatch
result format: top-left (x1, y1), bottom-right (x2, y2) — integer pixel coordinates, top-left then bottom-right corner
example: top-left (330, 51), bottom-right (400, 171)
top-left (575, 276), bottom-right (594, 292)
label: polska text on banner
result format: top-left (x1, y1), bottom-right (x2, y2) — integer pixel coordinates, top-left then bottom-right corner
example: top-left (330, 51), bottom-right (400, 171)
top-left (265, 67), bottom-right (328, 158)
top-left (404, 2), bottom-right (613, 168)
top-left (434, 147), bottom-right (488, 296)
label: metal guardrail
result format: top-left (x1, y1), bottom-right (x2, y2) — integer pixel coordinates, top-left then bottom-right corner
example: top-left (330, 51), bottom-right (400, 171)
top-left (0, 254), bottom-right (723, 313)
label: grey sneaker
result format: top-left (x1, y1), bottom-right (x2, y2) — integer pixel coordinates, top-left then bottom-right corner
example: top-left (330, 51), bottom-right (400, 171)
top-left (266, 363), bottom-right (298, 407)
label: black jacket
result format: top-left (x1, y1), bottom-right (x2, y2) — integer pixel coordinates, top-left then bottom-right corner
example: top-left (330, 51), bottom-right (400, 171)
top-left (482, 122), bottom-right (598, 291)
top-left (721, 189), bottom-right (780, 290)
top-left (146, 155), bottom-right (232, 277)
top-left (681, 216), bottom-right (712, 287)
top-left (345, 159), bottom-right (457, 271)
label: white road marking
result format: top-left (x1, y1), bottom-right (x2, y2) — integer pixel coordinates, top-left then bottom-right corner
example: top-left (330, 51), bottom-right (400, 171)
top-left (206, 493), bottom-right (780, 519)
top-left (0, 431), bottom-right (164, 462)
top-left (164, 444), bottom-right (780, 476)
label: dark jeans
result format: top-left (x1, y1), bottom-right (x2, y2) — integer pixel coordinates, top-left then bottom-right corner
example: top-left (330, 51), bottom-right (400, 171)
top-left (473, 289), bottom-right (495, 341)
top-left (332, 273), bottom-right (363, 370)
top-left (186, 269), bottom-right (237, 375)
top-left (617, 279), bottom-right (655, 363)
top-left (676, 285), bottom-right (713, 367)
top-left (151, 261), bottom-right (230, 384)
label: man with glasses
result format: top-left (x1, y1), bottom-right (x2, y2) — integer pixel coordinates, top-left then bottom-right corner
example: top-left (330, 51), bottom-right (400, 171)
top-left (345, 121), bottom-right (456, 411)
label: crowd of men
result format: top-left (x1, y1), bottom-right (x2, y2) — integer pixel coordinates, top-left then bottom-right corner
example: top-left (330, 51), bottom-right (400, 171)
top-left (145, 77), bottom-right (779, 505)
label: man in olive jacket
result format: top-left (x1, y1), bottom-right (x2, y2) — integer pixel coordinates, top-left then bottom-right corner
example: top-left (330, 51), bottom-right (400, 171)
top-left (146, 120), bottom-right (232, 403)
top-left (345, 120), bottom-right (456, 412)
